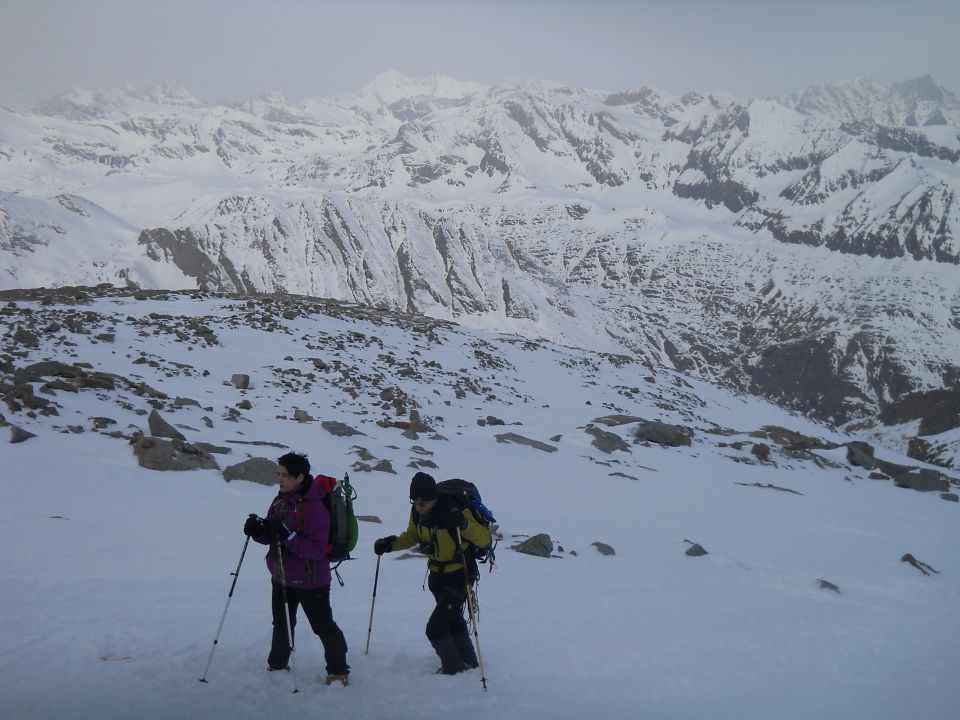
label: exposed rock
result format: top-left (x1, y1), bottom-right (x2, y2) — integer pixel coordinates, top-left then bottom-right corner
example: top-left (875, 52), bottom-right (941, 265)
top-left (591, 414), bottom-right (645, 427)
top-left (891, 469), bottom-right (950, 493)
top-left (684, 540), bottom-right (708, 556)
top-left (735, 482), bottom-right (803, 496)
top-left (751, 443), bottom-right (770, 461)
top-left (321, 420), bottom-right (365, 437)
top-left (372, 459), bottom-right (396, 474)
top-left (880, 386), bottom-right (960, 436)
top-left (236, 399), bottom-right (252, 410)
top-left (148, 409), bottom-right (186, 441)
top-left (633, 420), bottom-right (693, 447)
top-left (585, 425), bottom-right (631, 453)
top-left (193, 442), bottom-right (231, 455)
top-left (223, 457), bottom-right (277, 485)
top-left (293, 409), bottom-right (313, 422)
top-left (174, 396), bottom-right (201, 408)
top-left (13, 360), bottom-right (81, 383)
top-left (133, 436), bottom-right (219, 471)
top-left (759, 426), bottom-right (837, 452)
top-left (91, 416), bottom-right (117, 430)
top-left (846, 441), bottom-right (876, 469)
top-left (513, 533), bottom-right (553, 558)
top-left (10, 425), bottom-right (36, 443)
top-left (356, 515), bottom-right (382, 523)
top-left (817, 579), bottom-right (841, 593)
top-left (591, 542), bottom-right (615, 556)
top-left (494, 432), bottom-right (558, 453)
top-left (230, 373), bottom-right (250, 389)
top-left (941, 492), bottom-right (958, 502)
top-left (12, 326), bottom-right (39, 348)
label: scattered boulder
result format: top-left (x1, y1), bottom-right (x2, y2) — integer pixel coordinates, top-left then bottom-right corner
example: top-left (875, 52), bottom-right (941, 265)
top-left (494, 432), bottom-right (558, 453)
top-left (321, 420), bottom-right (365, 437)
top-left (634, 420), bottom-right (692, 447)
top-left (92, 416), bottom-right (117, 430)
top-left (941, 493), bottom-right (959, 503)
top-left (223, 457), bottom-right (277, 485)
top-left (174, 397), bottom-right (201, 408)
top-left (817, 579), bottom-right (841, 593)
top-left (892, 469), bottom-right (949, 493)
top-left (751, 443), bottom-right (771, 462)
top-left (513, 533), bottom-right (553, 558)
top-left (585, 425), bottom-right (630, 453)
top-left (10, 425), bottom-right (36, 443)
top-left (591, 542), bottom-right (615, 556)
top-left (293, 409), bottom-right (313, 422)
top-left (372, 459), bottom-right (396, 474)
top-left (846, 441), bottom-right (876, 469)
top-left (684, 540), bottom-right (708, 556)
top-left (148, 409), bottom-right (186, 441)
top-left (230, 373), bottom-right (250, 390)
top-left (133, 436), bottom-right (219, 471)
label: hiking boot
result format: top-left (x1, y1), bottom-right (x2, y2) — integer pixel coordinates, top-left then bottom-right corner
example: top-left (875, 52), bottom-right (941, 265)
top-left (324, 673), bottom-right (349, 686)
top-left (435, 664), bottom-right (467, 676)
top-left (451, 629), bottom-right (478, 669)
top-left (430, 635), bottom-right (465, 675)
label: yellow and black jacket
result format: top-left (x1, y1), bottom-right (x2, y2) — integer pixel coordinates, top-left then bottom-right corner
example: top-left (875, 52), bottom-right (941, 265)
top-left (392, 503), bottom-right (491, 575)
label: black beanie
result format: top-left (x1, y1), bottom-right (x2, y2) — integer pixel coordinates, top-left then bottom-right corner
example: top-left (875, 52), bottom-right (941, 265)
top-left (409, 472), bottom-right (438, 500)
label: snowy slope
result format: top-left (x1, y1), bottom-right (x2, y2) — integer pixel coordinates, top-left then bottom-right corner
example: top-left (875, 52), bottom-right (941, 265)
top-left (0, 288), bottom-right (958, 720)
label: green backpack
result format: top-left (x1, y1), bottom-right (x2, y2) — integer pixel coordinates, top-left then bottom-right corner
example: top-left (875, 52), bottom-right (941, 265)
top-left (316, 473), bottom-right (359, 568)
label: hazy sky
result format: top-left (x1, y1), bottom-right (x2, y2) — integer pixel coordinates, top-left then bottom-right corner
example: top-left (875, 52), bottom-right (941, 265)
top-left (1, 0), bottom-right (958, 110)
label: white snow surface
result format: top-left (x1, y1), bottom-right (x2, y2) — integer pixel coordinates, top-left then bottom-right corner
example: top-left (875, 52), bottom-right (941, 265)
top-left (1, 293), bottom-right (957, 720)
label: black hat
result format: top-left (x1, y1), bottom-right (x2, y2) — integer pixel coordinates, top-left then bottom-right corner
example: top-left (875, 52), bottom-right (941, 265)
top-left (409, 472), bottom-right (437, 501)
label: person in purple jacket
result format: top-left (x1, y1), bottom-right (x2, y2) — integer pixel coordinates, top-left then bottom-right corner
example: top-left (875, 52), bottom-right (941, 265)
top-left (243, 452), bottom-right (349, 685)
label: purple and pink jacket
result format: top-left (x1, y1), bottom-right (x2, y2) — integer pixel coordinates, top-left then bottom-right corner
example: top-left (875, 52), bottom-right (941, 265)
top-left (254, 474), bottom-right (332, 589)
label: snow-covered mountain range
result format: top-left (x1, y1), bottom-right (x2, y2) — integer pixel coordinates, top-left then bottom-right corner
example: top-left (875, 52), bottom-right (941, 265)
top-left (1, 72), bottom-right (958, 465)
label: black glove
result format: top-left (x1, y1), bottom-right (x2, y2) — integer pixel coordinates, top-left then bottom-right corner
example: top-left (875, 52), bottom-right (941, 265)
top-left (446, 508), bottom-right (468, 532)
top-left (264, 516), bottom-right (291, 542)
top-left (244, 515), bottom-right (265, 538)
top-left (374, 536), bottom-right (396, 555)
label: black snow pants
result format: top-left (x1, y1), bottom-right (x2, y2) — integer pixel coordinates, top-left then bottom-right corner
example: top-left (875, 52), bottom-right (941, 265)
top-left (425, 570), bottom-right (478, 673)
top-left (269, 582), bottom-right (349, 675)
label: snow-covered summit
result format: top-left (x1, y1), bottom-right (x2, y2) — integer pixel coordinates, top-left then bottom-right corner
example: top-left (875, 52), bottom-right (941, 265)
top-left (349, 70), bottom-right (488, 107)
top-left (782, 74), bottom-right (960, 126)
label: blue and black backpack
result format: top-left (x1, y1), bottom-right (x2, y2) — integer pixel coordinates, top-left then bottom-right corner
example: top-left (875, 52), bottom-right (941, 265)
top-left (436, 478), bottom-right (497, 567)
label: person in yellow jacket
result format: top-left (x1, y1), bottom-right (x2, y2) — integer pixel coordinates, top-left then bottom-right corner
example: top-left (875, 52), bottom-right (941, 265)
top-left (374, 472), bottom-right (491, 674)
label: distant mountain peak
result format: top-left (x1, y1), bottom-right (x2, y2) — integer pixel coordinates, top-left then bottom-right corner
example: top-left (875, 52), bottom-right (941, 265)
top-left (32, 78), bottom-right (204, 120)
top-left (782, 75), bottom-right (959, 126)
top-left (892, 74), bottom-right (952, 103)
top-left (356, 70), bottom-right (487, 106)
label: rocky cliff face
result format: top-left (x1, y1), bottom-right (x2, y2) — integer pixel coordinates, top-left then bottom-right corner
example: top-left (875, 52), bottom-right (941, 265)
top-left (1, 73), bottom-right (958, 456)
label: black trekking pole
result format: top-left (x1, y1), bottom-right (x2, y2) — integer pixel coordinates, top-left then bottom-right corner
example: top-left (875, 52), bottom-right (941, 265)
top-left (274, 542), bottom-right (300, 694)
top-left (455, 527), bottom-right (488, 691)
top-left (199, 522), bottom-right (254, 684)
top-left (364, 555), bottom-right (381, 655)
